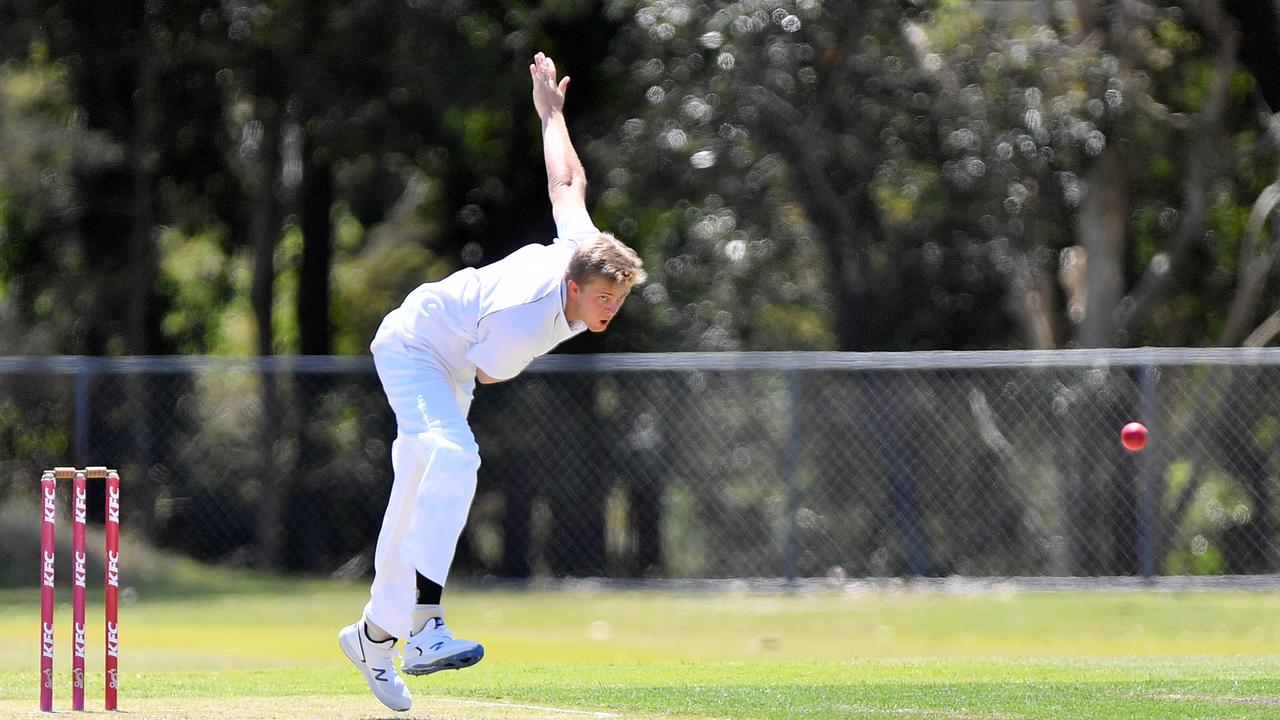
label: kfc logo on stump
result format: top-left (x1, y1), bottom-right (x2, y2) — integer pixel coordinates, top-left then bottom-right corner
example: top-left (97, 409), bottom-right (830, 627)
top-left (74, 482), bottom-right (86, 522)
top-left (107, 483), bottom-right (120, 523)
top-left (42, 622), bottom-right (55, 660)
top-left (74, 620), bottom-right (86, 660)
top-left (106, 621), bottom-right (120, 659)
top-left (107, 550), bottom-right (120, 590)
top-left (42, 483), bottom-right (55, 523)
top-left (42, 551), bottom-right (55, 590)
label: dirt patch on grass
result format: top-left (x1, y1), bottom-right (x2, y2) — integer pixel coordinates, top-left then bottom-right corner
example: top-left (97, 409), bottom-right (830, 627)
top-left (1155, 693), bottom-right (1280, 707)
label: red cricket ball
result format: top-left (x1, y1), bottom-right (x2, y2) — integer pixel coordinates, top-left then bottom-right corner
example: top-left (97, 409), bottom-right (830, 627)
top-left (1121, 421), bottom-right (1148, 452)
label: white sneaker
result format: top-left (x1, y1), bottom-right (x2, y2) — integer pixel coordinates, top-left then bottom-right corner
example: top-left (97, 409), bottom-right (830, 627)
top-left (338, 622), bottom-right (412, 712)
top-left (401, 616), bottom-right (484, 676)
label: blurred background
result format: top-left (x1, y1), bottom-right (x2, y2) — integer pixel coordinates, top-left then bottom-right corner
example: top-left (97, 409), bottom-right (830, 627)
top-left (2, 0), bottom-right (1280, 584)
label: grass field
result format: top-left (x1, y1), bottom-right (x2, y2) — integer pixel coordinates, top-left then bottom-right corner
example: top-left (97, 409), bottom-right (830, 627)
top-left (1, 572), bottom-right (1279, 719)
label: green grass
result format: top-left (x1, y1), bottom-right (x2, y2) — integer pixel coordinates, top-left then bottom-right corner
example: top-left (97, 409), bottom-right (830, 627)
top-left (1, 578), bottom-right (1279, 718)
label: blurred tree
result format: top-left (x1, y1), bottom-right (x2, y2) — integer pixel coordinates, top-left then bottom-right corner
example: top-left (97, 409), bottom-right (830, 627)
top-left (0, 41), bottom-right (80, 353)
top-left (0, 0), bottom-right (250, 355)
top-left (6, 0), bottom-right (1280, 576)
top-left (210, 0), bottom-right (631, 571)
top-left (604, 0), bottom-right (1280, 349)
top-left (604, 0), bottom-right (1280, 575)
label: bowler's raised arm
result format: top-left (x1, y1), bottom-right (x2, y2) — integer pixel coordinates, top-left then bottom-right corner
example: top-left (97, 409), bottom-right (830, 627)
top-left (530, 52), bottom-right (588, 226)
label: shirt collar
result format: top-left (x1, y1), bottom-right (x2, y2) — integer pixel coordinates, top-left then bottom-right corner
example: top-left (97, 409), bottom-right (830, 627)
top-left (560, 279), bottom-right (587, 334)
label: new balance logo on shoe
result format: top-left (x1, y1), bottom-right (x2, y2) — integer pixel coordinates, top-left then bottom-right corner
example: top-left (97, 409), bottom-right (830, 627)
top-left (338, 622), bottom-right (411, 712)
top-left (401, 616), bottom-right (484, 677)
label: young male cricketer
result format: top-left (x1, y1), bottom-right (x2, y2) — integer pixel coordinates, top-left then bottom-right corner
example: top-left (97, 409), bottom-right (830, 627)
top-left (339, 52), bottom-right (647, 712)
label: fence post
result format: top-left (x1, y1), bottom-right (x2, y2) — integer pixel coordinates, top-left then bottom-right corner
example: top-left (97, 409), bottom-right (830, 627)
top-left (1137, 364), bottom-right (1158, 581)
top-left (782, 369), bottom-right (800, 584)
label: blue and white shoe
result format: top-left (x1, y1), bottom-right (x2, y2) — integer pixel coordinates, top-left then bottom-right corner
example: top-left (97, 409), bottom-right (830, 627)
top-left (338, 621), bottom-right (412, 712)
top-left (401, 616), bottom-right (484, 676)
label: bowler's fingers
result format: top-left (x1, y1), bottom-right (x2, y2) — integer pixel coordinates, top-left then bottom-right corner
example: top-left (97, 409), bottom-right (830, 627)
top-left (531, 53), bottom-right (558, 82)
top-left (531, 53), bottom-right (568, 100)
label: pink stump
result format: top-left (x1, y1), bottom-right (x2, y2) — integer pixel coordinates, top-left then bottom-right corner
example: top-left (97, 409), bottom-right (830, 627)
top-left (39, 472), bottom-right (56, 712)
top-left (104, 471), bottom-right (120, 711)
top-left (72, 472), bottom-right (87, 710)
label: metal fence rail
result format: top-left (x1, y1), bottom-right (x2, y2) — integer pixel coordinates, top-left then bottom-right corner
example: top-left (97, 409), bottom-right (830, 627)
top-left (1, 349), bottom-right (1278, 582)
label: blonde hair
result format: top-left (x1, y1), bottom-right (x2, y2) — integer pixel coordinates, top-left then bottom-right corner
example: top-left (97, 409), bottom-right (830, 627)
top-left (567, 233), bottom-right (647, 286)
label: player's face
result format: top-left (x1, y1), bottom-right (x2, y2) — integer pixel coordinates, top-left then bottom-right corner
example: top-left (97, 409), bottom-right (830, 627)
top-left (567, 278), bottom-right (631, 332)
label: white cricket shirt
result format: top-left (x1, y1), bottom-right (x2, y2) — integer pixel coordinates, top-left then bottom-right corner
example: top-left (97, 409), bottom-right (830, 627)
top-left (379, 207), bottom-right (600, 382)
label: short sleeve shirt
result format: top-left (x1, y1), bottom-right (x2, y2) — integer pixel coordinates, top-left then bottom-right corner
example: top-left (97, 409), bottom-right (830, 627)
top-left (383, 207), bottom-right (600, 382)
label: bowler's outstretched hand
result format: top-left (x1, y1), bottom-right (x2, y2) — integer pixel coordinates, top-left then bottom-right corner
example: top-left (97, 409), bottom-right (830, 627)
top-left (530, 52), bottom-right (569, 119)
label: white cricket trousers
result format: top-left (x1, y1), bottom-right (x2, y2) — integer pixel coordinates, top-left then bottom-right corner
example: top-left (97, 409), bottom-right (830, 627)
top-left (364, 326), bottom-right (480, 639)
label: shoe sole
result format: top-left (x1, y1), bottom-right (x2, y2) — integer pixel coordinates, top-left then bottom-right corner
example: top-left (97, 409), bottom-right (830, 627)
top-left (338, 626), bottom-right (411, 712)
top-left (402, 645), bottom-right (485, 676)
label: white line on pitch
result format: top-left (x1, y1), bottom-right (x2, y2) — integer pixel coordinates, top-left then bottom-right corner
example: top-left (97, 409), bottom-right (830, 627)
top-left (434, 697), bottom-right (623, 717)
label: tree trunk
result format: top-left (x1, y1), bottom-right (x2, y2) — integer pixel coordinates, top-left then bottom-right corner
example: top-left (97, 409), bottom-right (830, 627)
top-left (126, 41), bottom-right (158, 355)
top-left (252, 104), bottom-right (282, 358)
top-left (125, 11), bottom-right (159, 538)
top-left (251, 103), bottom-right (284, 569)
top-left (59, 1), bottom-right (147, 355)
top-left (298, 129), bottom-right (333, 355)
top-left (1053, 144), bottom-right (1130, 574)
top-left (748, 84), bottom-right (877, 350)
top-left (1007, 247), bottom-right (1058, 349)
top-left (1076, 144), bottom-right (1128, 347)
top-left (1218, 165), bottom-right (1280, 345)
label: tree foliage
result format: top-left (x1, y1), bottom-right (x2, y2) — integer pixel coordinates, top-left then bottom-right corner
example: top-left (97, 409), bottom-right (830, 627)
top-left (4, 0), bottom-right (1280, 578)
top-left (603, 0), bottom-right (1280, 351)
top-left (1, 0), bottom-right (1279, 355)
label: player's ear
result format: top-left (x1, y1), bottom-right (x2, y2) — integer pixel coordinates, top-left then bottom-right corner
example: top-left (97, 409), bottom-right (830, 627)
top-left (566, 278), bottom-right (580, 297)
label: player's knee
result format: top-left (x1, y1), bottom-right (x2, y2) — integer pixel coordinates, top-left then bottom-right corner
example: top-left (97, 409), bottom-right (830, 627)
top-left (419, 432), bottom-right (481, 474)
top-left (450, 440), bottom-right (482, 475)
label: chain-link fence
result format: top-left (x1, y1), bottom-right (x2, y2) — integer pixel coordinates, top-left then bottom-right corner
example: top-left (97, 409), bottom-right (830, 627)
top-left (1, 349), bottom-right (1278, 583)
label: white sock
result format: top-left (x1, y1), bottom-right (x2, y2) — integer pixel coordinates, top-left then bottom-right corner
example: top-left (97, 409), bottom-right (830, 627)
top-left (411, 604), bottom-right (444, 635)
top-left (363, 617), bottom-right (395, 643)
